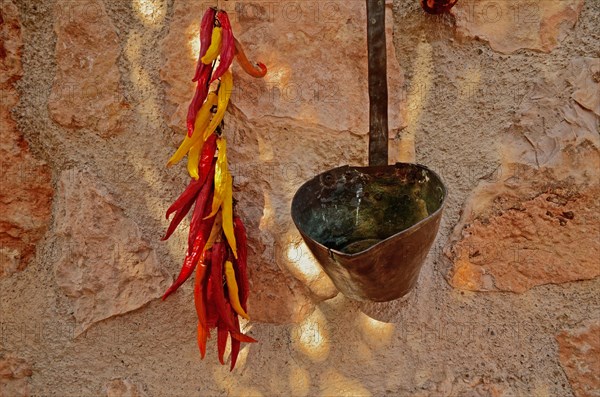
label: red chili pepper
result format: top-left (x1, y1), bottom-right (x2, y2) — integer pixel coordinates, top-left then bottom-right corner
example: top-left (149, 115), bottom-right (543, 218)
top-left (198, 133), bottom-right (218, 184)
top-left (188, 188), bottom-right (218, 254)
top-left (226, 309), bottom-right (255, 343)
top-left (165, 178), bottom-right (202, 220)
top-left (194, 251), bottom-right (210, 358)
top-left (210, 242), bottom-right (233, 328)
top-left (229, 315), bottom-right (241, 371)
top-left (209, 11), bottom-right (234, 84)
top-left (161, 197), bottom-right (194, 241)
top-left (188, 163), bottom-right (215, 250)
top-left (233, 217), bottom-right (249, 310)
top-left (210, 242), bottom-right (256, 343)
top-left (205, 264), bottom-right (218, 329)
top-left (162, 157), bottom-right (216, 242)
top-left (192, 7), bottom-right (216, 82)
top-left (197, 322), bottom-right (208, 359)
top-left (186, 66), bottom-right (212, 137)
top-left (194, 251), bottom-right (210, 328)
top-left (217, 318), bottom-right (228, 365)
top-left (162, 251), bottom-right (193, 300)
top-left (162, 192), bottom-right (216, 300)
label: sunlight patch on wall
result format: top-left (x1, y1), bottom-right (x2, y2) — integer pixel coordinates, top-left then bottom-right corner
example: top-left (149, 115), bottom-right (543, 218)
top-left (396, 37), bottom-right (433, 163)
top-left (292, 308), bottom-right (330, 362)
top-left (124, 32), bottom-right (161, 136)
top-left (256, 129), bottom-right (274, 161)
top-left (354, 340), bottom-right (374, 363)
top-left (267, 65), bottom-right (288, 86)
top-left (189, 35), bottom-right (200, 62)
top-left (289, 365), bottom-right (311, 397)
top-left (286, 240), bottom-right (322, 283)
top-left (231, 387), bottom-right (264, 397)
top-left (133, 0), bottom-right (166, 26)
top-left (320, 368), bottom-right (373, 397)
top-left (359, 314), bottom-right (395, 348)
top-left (123, 28), bottom-right (184, 267)
top-left (259, 192), bottom-right (274, 231)
top-left (456, 66), bottom-right (482, 108)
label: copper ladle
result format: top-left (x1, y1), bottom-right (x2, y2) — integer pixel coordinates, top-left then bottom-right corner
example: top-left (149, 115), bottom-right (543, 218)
top-left (291, 0), bottom-right (446, 301)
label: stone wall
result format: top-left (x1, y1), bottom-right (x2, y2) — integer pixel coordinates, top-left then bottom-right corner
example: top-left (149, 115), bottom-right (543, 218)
top-left (0, 0), bottom-right (598, 396)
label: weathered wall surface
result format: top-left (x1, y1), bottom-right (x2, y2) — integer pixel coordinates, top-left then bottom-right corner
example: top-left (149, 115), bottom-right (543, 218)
top-left (0, 0), bottom-right (598, 396)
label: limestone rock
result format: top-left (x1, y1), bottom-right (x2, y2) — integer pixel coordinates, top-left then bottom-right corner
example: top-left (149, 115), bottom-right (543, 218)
top-left (0, 0), bottom-right (53, 278)
top-left (48, 0), bottom-right (126, 136)
top-left (230, 0), bottom-right (405, 134)
top-left (569, 58), bottom-right (600, 116)
top-left (0, 354), bottom-right (32, 397)
top-left (160, 0), bottom-right (405, 135)
top-left (54, 169), bottom-right (169, 336)
top-left (446, 58), bottom-right (600, 292)
top-left (556, 320), bottom-right (600, 397)
top-left (448, 185), bottom-right (600, 292)
top-left (104, 379), bottom-right (147, 397)
top-left (452, 0), bottom-right (585, 54)
top-left (0, 0), bottom-right (21, 83)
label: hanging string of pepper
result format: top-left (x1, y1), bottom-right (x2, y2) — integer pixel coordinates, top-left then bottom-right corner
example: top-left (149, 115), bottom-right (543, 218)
top-left (161, 7), bottom-right (267, 371)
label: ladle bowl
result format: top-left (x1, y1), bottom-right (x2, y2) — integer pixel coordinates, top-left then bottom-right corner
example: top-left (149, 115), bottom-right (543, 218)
top-left (291, 163), bottom-right (446, 301)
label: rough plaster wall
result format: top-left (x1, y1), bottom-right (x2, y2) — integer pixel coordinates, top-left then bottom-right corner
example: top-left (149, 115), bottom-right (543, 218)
top-left (0, 0), bottom-right (598, 396)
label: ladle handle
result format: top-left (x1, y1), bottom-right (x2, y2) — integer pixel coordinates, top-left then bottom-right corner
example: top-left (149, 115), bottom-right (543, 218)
top-left (366, 0), bottom-right (389, 166)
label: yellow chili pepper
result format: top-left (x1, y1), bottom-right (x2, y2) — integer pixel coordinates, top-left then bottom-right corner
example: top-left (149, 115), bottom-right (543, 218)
top-left (187, 140), bottom-right (202, 180)
top-left (205, 138), bottom-right (228, 218)
top-left (201, 27), bottom-right (222, 64)
top-left (224, 261), bottom-right (249, 320)
top-left (221, 172), bottom-right (237, 258)
top-left (167, 92), bottom-right (217, 167)
top-left (203, 211), bottom-right (222, 253)
top-left (203, 70), bottom-right (233, 141)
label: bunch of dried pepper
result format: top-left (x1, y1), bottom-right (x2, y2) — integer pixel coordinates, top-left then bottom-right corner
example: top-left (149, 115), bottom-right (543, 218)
top-left (162, 7), bottom-right (267, 370)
